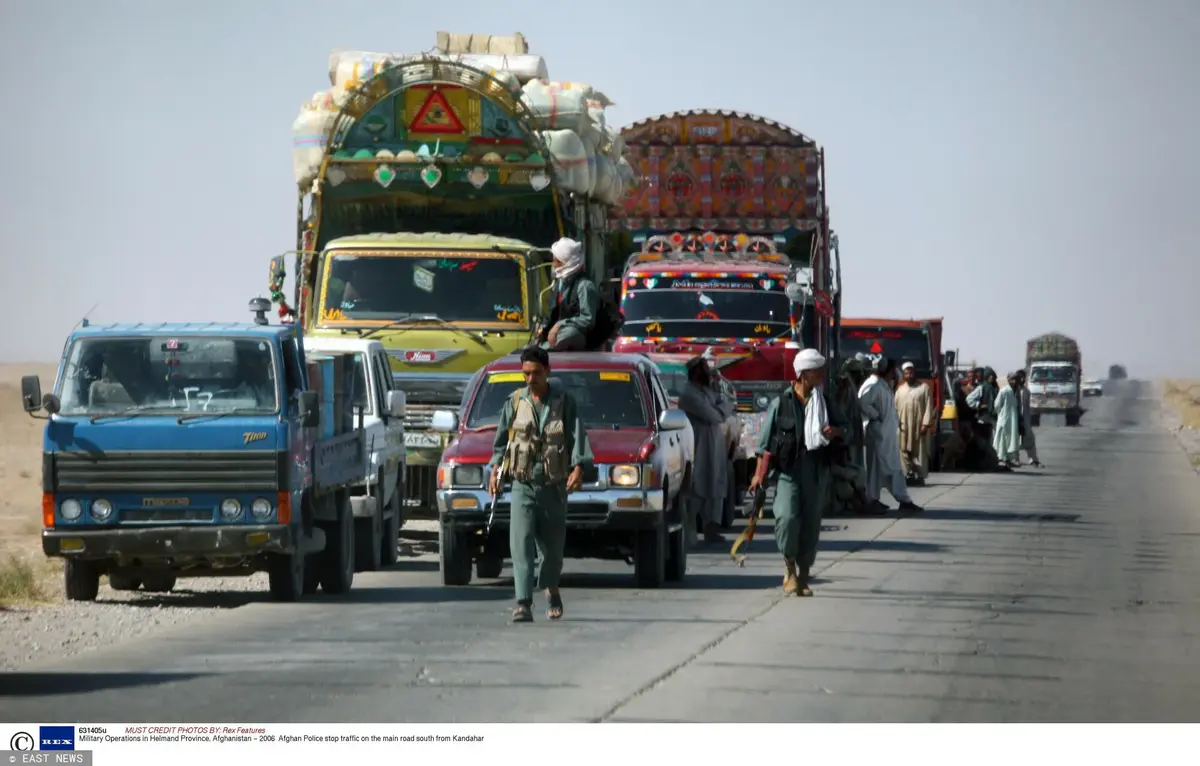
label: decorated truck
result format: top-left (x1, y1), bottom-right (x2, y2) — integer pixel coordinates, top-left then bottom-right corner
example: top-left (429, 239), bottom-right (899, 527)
top-left (275, 33), bottom-right (634, 514)
top-left (20, 300), bottom-right (387, 603)
top-left (1025, 332), bottom-right (1083, 426)
top-left (608, 110), bottom-right (838, 492)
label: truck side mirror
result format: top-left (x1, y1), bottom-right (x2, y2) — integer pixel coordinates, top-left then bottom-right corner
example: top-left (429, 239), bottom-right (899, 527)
top-left (944, 350), bottom-right (957, 368)
top-left (386, 390), bottom-right (406, 418)
top-left (298, 391), bottom-right (320, 428)
top-left (430, 409), bottom-right (459, 433)
top-left (20, 375), bottom-right (42, 413)
top-left (658, 409), bottom-right (690, 432)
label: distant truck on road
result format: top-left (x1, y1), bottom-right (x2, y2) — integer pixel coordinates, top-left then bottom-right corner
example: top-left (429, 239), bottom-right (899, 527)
top-left (1025, 332), bottom-right (1083, 426)
top-left (21, 300), bottom-right (402, 602)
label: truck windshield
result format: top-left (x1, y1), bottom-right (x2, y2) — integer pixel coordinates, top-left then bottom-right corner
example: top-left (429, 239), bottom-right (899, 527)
top-left (1031, 367), bottom-right (1077, 383)
top-left (620, 281), bottom-right (791, 340)
top-left (839, 326), bottom-right (932, 377)
top-left (466, 370), bottom-right (648, 429)
top-left (320, 253), bottom-right (526, 325)
top-left (57, 336), bottom-right (279, 415)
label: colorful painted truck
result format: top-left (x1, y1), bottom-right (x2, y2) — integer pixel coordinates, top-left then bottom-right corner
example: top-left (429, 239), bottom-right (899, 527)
top-left (276, 34), bottom-right (633, 514)
top-left (608, 110), bottom-right (838, 492)
top-left (1025, 332), bottom-right (1083, 426)
top-left (20, 300), bottom-right (387, 602)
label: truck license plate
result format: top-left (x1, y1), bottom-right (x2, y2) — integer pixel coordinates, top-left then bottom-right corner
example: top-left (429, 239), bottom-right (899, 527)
top-left (404, 432), bottom-right (443, 449)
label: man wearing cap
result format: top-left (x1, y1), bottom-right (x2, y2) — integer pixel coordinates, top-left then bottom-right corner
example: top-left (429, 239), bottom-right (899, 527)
top-left (859, 357), bottom-right (924, 513)
top-left (747, 349), bottom-right (848, 596)
top-left (538, 238), bottom-right (600, 351)
top-left (895, 361), bottom-right (935, 486)
top-left (678, 355), bottom-right (733, 543)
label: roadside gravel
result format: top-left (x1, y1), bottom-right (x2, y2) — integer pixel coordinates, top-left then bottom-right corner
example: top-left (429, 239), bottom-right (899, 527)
top-left (1157, 381), bottom-right (1200, 468)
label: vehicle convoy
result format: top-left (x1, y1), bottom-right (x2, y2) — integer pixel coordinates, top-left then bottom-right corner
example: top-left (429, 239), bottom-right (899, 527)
top-left (607, 109), bottom-right (840, 490)
top-left (21, 300), bottom-right (402, 602)
top-left (1025, 332), bottom-right (1083, 426)
top-left (839, 317), bottom-right (948, 468)
top-left (303, 336), bottom-right (407, 570)
top-left (430, 353), bottom-right (695, 588)
top-left (276, 31), bottom-right (634, 516)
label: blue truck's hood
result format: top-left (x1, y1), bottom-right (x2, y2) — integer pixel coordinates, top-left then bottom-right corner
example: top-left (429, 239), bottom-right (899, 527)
top-left (44, 416), bottom-right (284, 453)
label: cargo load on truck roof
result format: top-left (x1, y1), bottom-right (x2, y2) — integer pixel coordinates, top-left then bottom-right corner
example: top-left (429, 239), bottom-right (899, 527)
top-left (1026, 332), bottom-right (1081, 364)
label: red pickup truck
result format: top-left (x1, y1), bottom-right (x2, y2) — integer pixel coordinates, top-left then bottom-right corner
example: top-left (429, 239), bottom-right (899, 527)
top-left (429, 353), bottom-right (696, 588)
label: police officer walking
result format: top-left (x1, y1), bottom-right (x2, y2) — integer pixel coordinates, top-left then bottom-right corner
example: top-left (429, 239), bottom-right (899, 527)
top-left (747, 349), bottom-right (848, 597)
top-left (489, 346), bottom-right (594, 622)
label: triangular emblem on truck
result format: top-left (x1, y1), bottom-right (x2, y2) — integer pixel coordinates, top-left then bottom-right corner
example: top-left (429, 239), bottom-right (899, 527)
top-left (409, 88), bottom-right (466, 135)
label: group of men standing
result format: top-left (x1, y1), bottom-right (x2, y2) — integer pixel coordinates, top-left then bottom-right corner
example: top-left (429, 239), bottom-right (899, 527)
top-left (958, 367), bottom-right (1041, 469)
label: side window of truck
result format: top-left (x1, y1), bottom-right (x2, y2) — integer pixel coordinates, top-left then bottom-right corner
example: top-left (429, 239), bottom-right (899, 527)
top-left (645, 368), bottom-right (668, 418)
top-left (282, 339), bottom-right (302, 408)
top-left (370, 353), bottom-right (388, 413)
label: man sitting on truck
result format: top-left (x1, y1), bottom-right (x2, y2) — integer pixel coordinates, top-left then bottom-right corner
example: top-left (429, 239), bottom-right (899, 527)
top-left (538, 238), bottom-right (623, 352)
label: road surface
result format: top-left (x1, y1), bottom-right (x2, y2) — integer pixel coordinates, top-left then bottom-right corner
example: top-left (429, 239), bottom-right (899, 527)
top-left (4, 381), bottom-right (1198, 722)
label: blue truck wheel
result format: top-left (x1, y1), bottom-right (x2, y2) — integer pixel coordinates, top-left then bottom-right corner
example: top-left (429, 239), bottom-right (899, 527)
top-left (317, 494), bottom-right (355, 595)
top-left (268, 552), bottom-right (306, 601)
top-left (64, 560), bottom-right (100, 602)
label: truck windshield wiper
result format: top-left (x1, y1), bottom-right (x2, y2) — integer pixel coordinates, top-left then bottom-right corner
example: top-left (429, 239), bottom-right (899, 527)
top-left (89, 405), bottom-right (178, 424)
top-left (362, 314), bottom-right (489, 347)
top-left (176, 408), bottom-right (266, 424)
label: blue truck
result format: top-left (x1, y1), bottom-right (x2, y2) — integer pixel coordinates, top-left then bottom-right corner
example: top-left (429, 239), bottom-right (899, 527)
top-left (19, 299), bottom-right (382, 602)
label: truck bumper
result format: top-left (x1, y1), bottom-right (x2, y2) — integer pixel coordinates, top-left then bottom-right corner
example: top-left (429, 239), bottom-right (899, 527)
top-left (437, 487), bottom-right (666, 531)
top-left (42, 524), bottom-right (300, 561)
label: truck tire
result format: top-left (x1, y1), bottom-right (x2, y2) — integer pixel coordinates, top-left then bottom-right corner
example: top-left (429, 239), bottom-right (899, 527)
top-left (439, 524), bottom-right (473, 586)
top-left (1065, 411), bottom-right (1080, 427)
top-left (141, 574), bottom-right (177, 593)
top-left (354, 498), bottom-right (383, 573)
top-left (381, 475), bottom-right (402, 566)
top-left (317, 494), bottom-right (355, 595)
top-left (634, 525), bottom-right (666, 589)
top-left (108, 572), bottom-right (141, 591)
top-left (64, 560), bottom-right (100, 602)
top-left (268, 552), bottom-right (307, 602)
top-left (476, 556), bottom-right (503, 579)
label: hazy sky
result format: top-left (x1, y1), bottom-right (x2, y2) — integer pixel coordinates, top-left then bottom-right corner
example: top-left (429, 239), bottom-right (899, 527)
top-left (2, 0), bottom-right (1197, 377)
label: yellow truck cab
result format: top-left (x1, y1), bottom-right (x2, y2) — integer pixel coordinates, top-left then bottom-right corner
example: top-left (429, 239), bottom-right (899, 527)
top-left (270, 39), bottom-right (633, 513)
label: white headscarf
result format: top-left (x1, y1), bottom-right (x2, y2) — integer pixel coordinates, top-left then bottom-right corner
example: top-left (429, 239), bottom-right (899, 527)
top-left (551, 238), bottom-right (584, 281)
top-left (792, 349), bottom-right (830, 450)
top-left (902, 361), bottom-right (915, 372)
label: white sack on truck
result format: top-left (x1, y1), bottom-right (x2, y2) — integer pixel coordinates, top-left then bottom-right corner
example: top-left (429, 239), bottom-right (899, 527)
top-left (436, 31), bottom-right (529, 55)
top-left (292, 89), bottom-right (346, 187)
top-left (539, 129), bottom-right (594, 195)
top-left (328, 50), bottom-right (549, 89)
top-left (520, 80), bottom-right (596, 137)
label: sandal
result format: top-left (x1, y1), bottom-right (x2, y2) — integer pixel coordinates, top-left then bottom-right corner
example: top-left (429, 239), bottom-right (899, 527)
top-left (511, 602), bottom-right (533, 623)
top-left (546, 592), bottom-right (564, 621)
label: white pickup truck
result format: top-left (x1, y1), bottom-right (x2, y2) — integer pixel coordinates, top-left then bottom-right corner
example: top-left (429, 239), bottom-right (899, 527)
top-left (303, 337), bottom-right (407, 571)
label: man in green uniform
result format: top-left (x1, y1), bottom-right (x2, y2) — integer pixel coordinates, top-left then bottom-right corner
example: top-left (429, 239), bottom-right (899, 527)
top-left (538, 238), bottom-right (601, 351)
top-left (747, 348), bottom-right (848, 596)
top-left (489, 346), bottom-right (594, 622)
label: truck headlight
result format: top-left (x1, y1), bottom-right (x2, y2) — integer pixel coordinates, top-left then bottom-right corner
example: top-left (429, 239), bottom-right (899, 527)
top-left (756, 395), bottom-right (771, 411)
top-left (610, 465), bottom-right (640, 487)
top-left (452, 464), bottom-right (484, 487)
top-left (219, 498), bottom-right (242, 520)
top-left (250, 497), bottom-right (273, 521)
top-left (90, 498), bottom-right (113, 521)
top-left (60, 498), bottom-right (82, 521)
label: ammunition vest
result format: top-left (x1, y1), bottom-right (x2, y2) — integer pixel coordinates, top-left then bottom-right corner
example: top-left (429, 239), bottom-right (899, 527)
top-left (504, 389), bottom-right (570, 484)
top-left (768, 389), bottom-right (831, 473)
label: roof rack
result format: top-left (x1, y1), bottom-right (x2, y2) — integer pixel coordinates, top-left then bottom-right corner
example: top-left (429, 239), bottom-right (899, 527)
top-left (625, 232), bottom-right (789, 269)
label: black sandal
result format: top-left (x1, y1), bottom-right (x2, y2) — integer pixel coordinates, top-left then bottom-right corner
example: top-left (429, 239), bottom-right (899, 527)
top-left (511, 601), bottom-right (533, 623)
top-left (547, 592), bottom-right (564, 620)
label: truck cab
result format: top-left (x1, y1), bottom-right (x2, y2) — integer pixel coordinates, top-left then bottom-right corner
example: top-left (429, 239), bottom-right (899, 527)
top-left (21, 303), bottom-right (388, 602)
top-left (303, 336), bottom-right (407, 571)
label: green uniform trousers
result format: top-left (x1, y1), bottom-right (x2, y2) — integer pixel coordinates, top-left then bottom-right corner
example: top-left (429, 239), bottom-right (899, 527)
top-left (772, 454), bottom-right (828, 572)
top-left (509, 480), bottom-right (568, 602)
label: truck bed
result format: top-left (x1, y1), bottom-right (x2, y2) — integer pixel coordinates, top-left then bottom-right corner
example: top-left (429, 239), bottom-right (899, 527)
top-left (313, 429), bottom-right (368, 490)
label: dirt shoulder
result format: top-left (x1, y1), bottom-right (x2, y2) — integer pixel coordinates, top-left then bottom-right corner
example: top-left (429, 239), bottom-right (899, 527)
top-left (1161, 379), bottom-right (1200, 468)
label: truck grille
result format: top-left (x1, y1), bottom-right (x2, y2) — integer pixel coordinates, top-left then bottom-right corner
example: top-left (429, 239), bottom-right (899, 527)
top-left (483, 502), bottom-right (610, 526)
top-left (52, 451), bottom-right (280, 493)
top-left (404, 404), bottom-right (439, 431)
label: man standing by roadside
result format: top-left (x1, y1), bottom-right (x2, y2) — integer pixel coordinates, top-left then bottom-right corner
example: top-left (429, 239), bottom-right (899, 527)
top-left (859, 358), bottom-right (924, 513)
top-left (993, 372), bottom-right (1022, 468)
top-left (895, 362), bottom-right (936, 486)
top-left (490, 346), bottom-right (594, 623)
top-left (1015, 370), bottom-right (1043, 467)
top-left (748, 349), bottom-right (847, 597)
top-left (678, 356), bottom-right (731, 544)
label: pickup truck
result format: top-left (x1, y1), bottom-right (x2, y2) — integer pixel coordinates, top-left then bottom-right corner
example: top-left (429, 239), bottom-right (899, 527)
top-left (20, 299), bottom-right (397, 602)
top-left (430, 352), bottom-right (695, 588)
top-left (303, 337), bottom-right (407, 571)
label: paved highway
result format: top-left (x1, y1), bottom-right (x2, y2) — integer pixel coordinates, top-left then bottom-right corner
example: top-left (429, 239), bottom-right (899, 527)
top-left (4, 381), bottom-right (1198, 722)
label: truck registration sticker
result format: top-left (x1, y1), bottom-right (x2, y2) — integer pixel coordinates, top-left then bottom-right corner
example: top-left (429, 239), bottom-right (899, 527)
top-left (488, 372), bottom-right (524, 383)
top-left (599, 372), bottom-right (631, 381)
top-left (404, 432), bottom-right (443, 448)
top-left (413, 266), bottom-right (435, 293)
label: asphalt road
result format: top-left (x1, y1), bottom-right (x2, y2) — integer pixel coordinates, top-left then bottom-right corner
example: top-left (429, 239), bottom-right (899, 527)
top-left (4, 380), bottom-right (1199, 722)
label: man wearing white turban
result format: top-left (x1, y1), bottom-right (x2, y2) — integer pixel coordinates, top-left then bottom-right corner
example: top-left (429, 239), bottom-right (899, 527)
top-left (895, 361), bottom-right (935, 485)
top-left (538, 238), bottom-right (601, 352)
top-left (859, 357), bottom-right (923, 513)
top-left (747, 348), bottom-right (848, 596)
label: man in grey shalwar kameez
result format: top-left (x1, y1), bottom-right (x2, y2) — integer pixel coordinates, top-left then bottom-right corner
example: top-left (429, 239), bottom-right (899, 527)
top-left (678, 356), bottom-right (731, 544)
